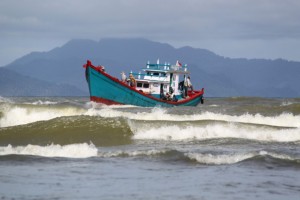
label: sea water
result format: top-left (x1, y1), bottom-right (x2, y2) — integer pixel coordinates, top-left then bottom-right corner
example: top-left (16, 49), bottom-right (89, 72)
top-left (0, 97), bottom-right (299, 199)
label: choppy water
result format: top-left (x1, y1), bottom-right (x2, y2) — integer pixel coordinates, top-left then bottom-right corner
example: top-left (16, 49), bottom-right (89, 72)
top-left (0, 96), bottom-right (299, 199)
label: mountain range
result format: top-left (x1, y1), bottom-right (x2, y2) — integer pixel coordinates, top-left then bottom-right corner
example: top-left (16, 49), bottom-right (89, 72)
top-left (0, 67), bottom-right (85, 96)
top-left (1, 38), bottom-right (300, 97)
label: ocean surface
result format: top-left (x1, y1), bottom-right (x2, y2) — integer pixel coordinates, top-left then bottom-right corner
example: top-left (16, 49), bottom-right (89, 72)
top-left (0, 96), bottom-right (299, 200)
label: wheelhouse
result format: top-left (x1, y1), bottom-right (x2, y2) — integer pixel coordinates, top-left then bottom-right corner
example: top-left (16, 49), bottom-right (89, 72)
top-left (130, 60), bottom-right (190, 100)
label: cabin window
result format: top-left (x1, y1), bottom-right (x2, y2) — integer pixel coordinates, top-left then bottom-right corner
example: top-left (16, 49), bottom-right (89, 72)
top-left (153, 72), bottom-right (159, 76)
top-left (137, 82), bottom-right (143, 87)
top-left (162, 73), bottom-right (166, 77)
top-left (137, 82), bottom-right (150, 88)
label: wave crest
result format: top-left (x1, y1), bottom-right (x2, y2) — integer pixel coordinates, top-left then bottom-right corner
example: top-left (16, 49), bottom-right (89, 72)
top-left (186, 150), bottom-right (300, 165)
top-left (131, 122), bottom-right (300, 142)
top-left (0, 143), bottom-right (97, 158)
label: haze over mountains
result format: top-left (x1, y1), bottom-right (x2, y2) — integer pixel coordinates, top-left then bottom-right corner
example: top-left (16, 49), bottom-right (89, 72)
top-left (1, 38), bottom-right (300, 97)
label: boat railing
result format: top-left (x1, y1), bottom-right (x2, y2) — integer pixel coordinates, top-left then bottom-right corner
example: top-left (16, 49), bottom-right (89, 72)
top-left (145, 62), bottom-right (188, 72)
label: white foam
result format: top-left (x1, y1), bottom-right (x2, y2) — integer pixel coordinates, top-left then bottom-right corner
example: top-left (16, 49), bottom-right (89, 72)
top-left (84, 101), bottom-right (136, 109)
top-left (86, 108), bottom-right (300, 128)
top-left (132, 123), bottom-right (300, 142)
top-left (97, 149), bottom-right (166, 158)
top-left (0, 96), bottom-right (12, 103)
top-left (85, 107), bottom-right (169, 121)
top-left (280, 101), bottom-right (294, 106)
top-left (30, 100), bottom-right (58, 105)
top-left (0, 106), bottom-right (85, 128)
top-left (186, 152), bottom-right (255, 165)
top-left (0, 143), bottom-right (98, 158)
top-left (260, 150), bottom-right (299, 162)
top-left (186, 150), bottom-right (300, 165)
top-left (1, 102), bottom-right (300, 129)
top-left (191, 112), bottom-right (300, 128)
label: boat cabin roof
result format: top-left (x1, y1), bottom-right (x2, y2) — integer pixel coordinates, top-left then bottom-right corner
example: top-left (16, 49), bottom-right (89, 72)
top-left (136, 79), bottom-right (169, 84)
top-left (143, 63), bottom-right (190, 75)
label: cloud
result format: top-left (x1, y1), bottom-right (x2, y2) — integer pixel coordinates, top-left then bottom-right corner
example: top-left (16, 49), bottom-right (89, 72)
top-left (0, 0), bottom-right (300, 65)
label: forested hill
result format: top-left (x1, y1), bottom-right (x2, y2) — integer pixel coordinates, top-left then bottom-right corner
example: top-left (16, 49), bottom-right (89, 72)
top-left (3, 38), bottom-right (300, 97)
top-left (0, 68), bottom-right (86, 96)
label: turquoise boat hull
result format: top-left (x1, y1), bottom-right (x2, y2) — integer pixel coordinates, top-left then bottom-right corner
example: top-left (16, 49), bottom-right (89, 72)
top-left (84, 61), bottom-right (204, 107)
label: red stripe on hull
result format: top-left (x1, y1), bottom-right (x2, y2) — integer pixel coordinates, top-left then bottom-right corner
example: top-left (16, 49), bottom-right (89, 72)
top-left (90, 96), bottom-right (123, 105)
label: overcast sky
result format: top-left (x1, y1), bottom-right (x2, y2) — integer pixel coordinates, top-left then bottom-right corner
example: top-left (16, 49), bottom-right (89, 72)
top-left (1, 0), bottom-right (300, 66)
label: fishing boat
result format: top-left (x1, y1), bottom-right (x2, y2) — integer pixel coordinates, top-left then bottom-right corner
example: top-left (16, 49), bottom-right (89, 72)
top-left (83, 60), bottom-right (204, 107)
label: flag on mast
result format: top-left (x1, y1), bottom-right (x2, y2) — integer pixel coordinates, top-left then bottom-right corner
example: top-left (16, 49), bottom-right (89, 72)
top-left (176, 60), bottom-right (182, 67)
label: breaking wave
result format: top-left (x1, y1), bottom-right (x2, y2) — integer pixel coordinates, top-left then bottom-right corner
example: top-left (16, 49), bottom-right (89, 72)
top-left (94, 149), bottom-right (300, 165)
top-left (1, 99), bottom-right (300, 145)
top-left (185, 150), bottom-right (300, 165)
top-left (130, 122), bottom-right (300, 142)
top-left (1, 101), bottom-right (300, 128)
top-left (2, 144), bottom-right (298, 166)
top-left (0, 103), bottom-right (86, 128)
top-left (0, 143), bottom-right (98, 158)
